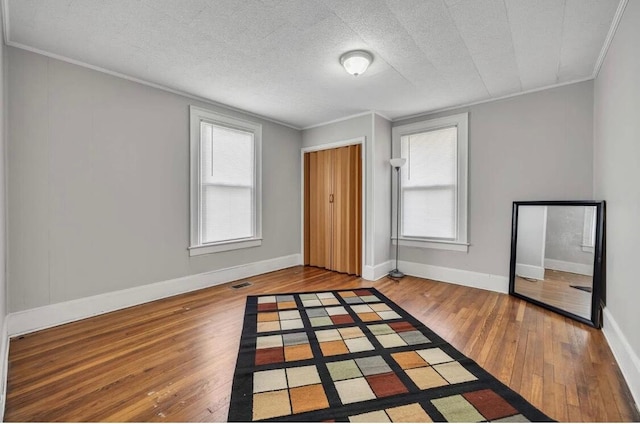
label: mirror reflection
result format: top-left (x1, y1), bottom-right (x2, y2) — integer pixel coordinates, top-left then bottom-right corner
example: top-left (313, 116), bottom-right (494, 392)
top-left (512, 204), bottom-right (598, 321)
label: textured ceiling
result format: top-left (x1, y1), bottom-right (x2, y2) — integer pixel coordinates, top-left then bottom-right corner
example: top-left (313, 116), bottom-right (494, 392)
top-left (4, 0), bottom-right (621, 129)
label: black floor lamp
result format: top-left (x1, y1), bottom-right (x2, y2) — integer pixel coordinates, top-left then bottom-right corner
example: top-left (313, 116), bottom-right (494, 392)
top-left (389, 158), bottom-right (406, 279)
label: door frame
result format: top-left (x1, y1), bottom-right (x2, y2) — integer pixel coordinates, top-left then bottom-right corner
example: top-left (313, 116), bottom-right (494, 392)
top-left (300, 137), bottom-right (366, 275)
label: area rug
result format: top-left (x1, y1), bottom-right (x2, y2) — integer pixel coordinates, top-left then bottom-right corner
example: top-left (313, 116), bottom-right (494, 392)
top-left (228, 288), bottom-right (553, 422)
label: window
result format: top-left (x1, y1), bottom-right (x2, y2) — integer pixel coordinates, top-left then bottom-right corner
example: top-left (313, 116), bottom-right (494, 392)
top-left (391, 113), bottom-right (468, 252)
top-left (189, 106), bottom-right (262, 256)
top-left (581, 206), bottom-right (596, 253)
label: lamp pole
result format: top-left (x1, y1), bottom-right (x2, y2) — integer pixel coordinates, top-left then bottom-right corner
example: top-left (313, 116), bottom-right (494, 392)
top-left (389, 158), bottom-right (406, 279)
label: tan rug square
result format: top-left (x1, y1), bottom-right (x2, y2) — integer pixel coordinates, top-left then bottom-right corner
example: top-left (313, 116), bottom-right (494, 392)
top-left (290, 384), bottom-right (329, 414)
top-left (349, 410), bottom-right (391, 422)
top-left (252, 390), bottom-right (291, 420)
top-left (257, 312), bottom-right (279, 322)
top-left (391, 351), bottom-right (428, 370)
top-left (277, 301), bottom-right (297, 309)
top-left (320, 340), bottom-right (349, 356)
top-left (257, 321), bottom-right (280, 333)
top-left (284, 344), bottom-right (313, 362)
top-left (358, 312), bottom-right (381, 322)
top-left (433, 362), bottom-right (477, 384)
top-left (338, 326), bottom-right (364, 340)
top-left (386, 403), bottom-right (433, 422)
top-left (405, 366), bottom-right (448, 390)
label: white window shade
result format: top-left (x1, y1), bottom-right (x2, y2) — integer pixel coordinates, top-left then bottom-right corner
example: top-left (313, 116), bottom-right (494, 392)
top-left (401, 127), bottom-right (458, 240)
top-left (201, 124), bottom-right (254, 187)
top-left (201, 185), bottom-right (253, 242)
top-left (403, 187), bottom-right (456, 238)
top-left (200, 122), bottom-right (255, 244)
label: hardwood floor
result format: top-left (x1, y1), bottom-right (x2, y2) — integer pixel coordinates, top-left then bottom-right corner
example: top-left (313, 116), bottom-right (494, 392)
top-left (515, 269), bottom-right (593, 319)
top-left (5, 266), bottom-right (639, 422)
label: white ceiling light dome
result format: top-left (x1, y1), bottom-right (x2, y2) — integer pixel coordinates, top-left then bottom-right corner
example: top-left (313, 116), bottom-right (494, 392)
top-left (340, 50), bottom-right (373, 76)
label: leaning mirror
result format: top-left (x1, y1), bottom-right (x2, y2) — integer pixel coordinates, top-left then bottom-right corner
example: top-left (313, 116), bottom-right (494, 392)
top-left (509, 201), bottom-right (605, 328)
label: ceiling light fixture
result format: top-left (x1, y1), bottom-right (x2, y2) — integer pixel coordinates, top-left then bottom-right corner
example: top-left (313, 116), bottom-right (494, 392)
top-left (340, 50), bottom-right (373, 76)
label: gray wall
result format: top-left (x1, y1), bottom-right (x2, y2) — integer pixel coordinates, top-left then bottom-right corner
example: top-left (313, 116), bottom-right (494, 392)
top-left (545, 206), bottom-right (593, 265)
top-left (0, 21), bottom-right (7, 396)
top-left (594, 0), bottom-right (640, 391)
top-left (373, 114), bottom-right (391, 266)
top-left (7, 47), bottom-right (302, 312)
top-left (393, 81), bottom-right (594, 283)
top-left (302, 114), bottom-right (372, 150)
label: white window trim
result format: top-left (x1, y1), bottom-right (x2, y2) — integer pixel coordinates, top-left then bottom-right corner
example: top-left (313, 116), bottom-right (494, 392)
top-left (581, 206), bottom-right (596, 253)
top-left (391, 112), bottom-right (469, 252)
top-left (189, 105), bottom-right (262, 256)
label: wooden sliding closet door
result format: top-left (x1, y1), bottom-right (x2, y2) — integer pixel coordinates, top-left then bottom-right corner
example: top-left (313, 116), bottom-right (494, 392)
top-left (304, 144), bottom-right (361, 275)
top-left (333, 145), bottom-right (361, 274)
top-left (306, 148), bottom-right (334, 269)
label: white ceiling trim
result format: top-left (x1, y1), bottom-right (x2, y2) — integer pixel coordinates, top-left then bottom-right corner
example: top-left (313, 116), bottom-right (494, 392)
top-left (302, 110), bottom-right (393, 131)
top-left (392, 75), bottom-right (595, 124)
top-left (372, 111), bottom-right (393, 122)
top-left (2, 29), bottom-right (302, 131)
top-left (302, 110), bottom-right (373, 130)
top-left (592, 0), bottom-right (628, 79)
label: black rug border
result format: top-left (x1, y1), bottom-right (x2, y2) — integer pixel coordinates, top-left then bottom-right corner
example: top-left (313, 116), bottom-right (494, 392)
top-left (228, 288), bottom-right (554, 422)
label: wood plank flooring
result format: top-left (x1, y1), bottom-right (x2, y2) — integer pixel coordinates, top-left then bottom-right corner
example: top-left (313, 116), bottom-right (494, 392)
top-left (515, 269), bottom-right (593, 319)
top-left (4, 266), bottom-right (639, 422)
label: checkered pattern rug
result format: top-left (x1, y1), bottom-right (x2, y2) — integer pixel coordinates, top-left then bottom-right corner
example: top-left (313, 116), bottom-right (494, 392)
top-left (228, 288), bottom-right (553, 422)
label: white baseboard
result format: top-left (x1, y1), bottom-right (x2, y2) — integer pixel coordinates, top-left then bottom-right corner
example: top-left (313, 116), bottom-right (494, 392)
top-left (399, 260), bottom-right (510, 294)
top-left (362, 261), bottom-right (393, 281)
top-left (0, 318), bottom-right (8, 422)
top-left (515, 263), bottom-right (545, 280)
top-left (602, 307), bottom-right (640, 411)
top-left (7, 253), bottom-right (303, 337)
top-left (544, 258), bottom-right (593, 276)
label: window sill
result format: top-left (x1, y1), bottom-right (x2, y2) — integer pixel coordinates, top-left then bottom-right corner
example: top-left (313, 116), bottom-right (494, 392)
top-left (392, 238), bottom-right (469, 252)
top-left (189, 238), bottom-right (262, 256)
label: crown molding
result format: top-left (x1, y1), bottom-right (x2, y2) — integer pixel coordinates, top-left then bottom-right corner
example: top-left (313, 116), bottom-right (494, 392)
top-left (593, 0), bottom-right (628, 79)
top-left (3, 39), bottom-right (302, 131)
top-left (391, 77), bottom-right (594, 124)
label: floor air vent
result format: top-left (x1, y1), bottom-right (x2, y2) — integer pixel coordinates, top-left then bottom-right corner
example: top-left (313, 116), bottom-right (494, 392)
top-left (232, 281), bottom-right (252, 289)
